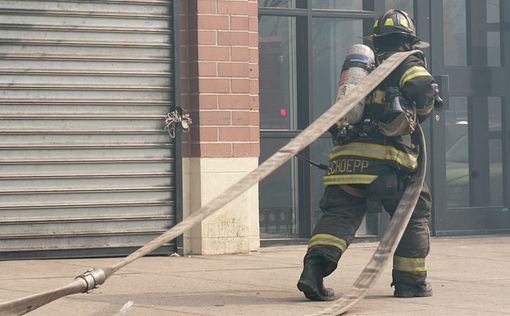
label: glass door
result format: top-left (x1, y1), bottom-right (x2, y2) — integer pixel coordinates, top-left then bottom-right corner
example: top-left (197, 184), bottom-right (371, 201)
top-left (258, 1), bottom-right (379, 239)
top-left (429, 0), bottom-right (510, 235)
top-left (258, 13), bottom-right (300, 238)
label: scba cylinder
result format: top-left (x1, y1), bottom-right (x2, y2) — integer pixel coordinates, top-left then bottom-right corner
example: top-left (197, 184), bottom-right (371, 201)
top-left (335, 44), bottom-right (375, 125)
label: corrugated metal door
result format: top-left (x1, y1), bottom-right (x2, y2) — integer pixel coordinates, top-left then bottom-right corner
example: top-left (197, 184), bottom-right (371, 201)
top-left (0, 0), bottom-right (176, 259)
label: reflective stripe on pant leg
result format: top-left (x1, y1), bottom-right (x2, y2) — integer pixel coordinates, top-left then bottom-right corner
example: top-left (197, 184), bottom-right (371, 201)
top-left (305, 186), bottom-right (365, 276)
top-left (393, 255), bottom-right (426, 272)
top-left (392, 187), bottom-right (430, 286)
top-left (308, 234), bottom-right (348, 253)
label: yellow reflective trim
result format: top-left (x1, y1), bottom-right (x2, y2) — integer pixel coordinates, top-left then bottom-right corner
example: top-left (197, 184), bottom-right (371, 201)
top-left (328, 151), bottom-right (417, 170)
top-left (416, 104), bottom-right (433, 116)
top-left (330, 150), bottom-right (385, 160)
top-left (309, 234), bottom-right (348, 252)
top-left (372, 89), bottom-right (385, 104)
top-left (384, 18), bottom-right (394, 26)
top-left (329, 143), bottom-right (418, 169)
top-left (400, 66), bottom-right (426, 82)
top-left (399, 18), bottom-right (409, 28)
top-left (389, 152), bottom-right (418, 169)
top-left (393, 256), bottom-right (426, 272)
top-left (401, 72), bottom-right (432, 87)
top-left (310, 233), bottom-right (346, 243)
top-left (308, 241), bottom-right (346, 252)
top-left (331, 142), bottom-right (405, 153)
top-left (394, 266), bottom-right (426, 272)
top-left (394, 256), bottom-right (425, 263)
top-left (373, 19), bottom-right (379, 28)
top-left (399, 66), bottom-right (429, 87)
top-left (325, 174), bottom-right (377, 179)
top-left (324, 174), bottom-right (378, 185)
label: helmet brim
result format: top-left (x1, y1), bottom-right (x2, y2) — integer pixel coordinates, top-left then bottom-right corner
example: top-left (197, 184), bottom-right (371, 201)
top-left (365, 34), bottom-right (430, 49)
top-left (413, 40), bottom-right (430, 49)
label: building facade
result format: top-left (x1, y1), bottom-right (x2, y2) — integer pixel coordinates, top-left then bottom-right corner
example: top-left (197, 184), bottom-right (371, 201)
top-left (178, 0), bottom-right (261, 255)
top-left (0, 0), bottom-right (262, 259)
top-left (0, 0), bottom-right (509, 259)
top-left (258, 0), bottom-right (510, 239)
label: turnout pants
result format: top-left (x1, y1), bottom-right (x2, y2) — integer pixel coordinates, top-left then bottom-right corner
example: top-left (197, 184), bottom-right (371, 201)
top-left (304, 180), bottom-right (432, 286)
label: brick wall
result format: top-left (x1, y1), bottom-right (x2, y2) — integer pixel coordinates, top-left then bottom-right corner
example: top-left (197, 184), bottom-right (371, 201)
top-left (179, 0), bottom-right (260, 158)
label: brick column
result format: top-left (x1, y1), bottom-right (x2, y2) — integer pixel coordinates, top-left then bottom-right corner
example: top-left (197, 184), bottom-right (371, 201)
top-left (179, 0), bottom-right (260, 255)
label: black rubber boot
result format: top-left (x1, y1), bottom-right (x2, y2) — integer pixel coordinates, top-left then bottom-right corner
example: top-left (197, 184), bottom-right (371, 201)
top-left (297, 257), bottom-right (335, 301)
top-left (393, 282), bottom-right (432, 298)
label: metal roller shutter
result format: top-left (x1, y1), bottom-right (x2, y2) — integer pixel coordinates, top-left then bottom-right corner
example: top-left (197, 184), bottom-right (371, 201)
top-left (0, 0), bottom-right (176, 259)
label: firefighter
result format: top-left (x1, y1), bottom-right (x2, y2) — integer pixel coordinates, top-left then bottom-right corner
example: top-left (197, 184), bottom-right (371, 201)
top-left (297, 9), bottom-right (437, 301)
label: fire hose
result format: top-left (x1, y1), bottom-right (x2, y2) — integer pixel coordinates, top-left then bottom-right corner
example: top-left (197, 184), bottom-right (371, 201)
top-left (0, 50), bottom-right (423, 316)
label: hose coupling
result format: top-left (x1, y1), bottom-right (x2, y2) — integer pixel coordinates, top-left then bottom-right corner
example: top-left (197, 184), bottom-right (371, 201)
top-left (76, 268), bottom-right (107, 292)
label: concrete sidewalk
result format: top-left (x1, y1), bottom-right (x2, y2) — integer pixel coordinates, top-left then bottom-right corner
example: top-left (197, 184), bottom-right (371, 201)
top-left (1, 235), bottom-right (510, 316)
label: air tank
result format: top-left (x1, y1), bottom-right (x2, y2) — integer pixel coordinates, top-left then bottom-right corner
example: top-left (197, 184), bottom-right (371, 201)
top-left (335, 44), bottom-right (375, 125)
